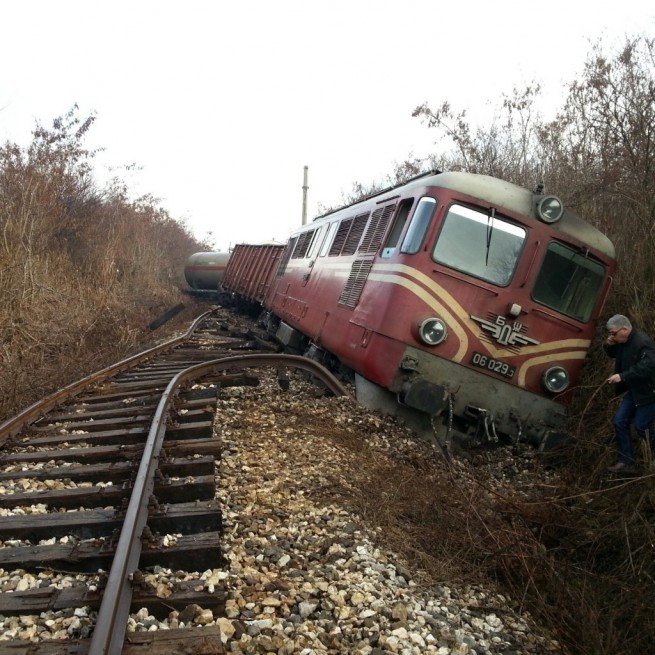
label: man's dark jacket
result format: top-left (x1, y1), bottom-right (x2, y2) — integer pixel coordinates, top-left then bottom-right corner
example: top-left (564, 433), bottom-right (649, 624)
top-left (604, 329), bottom-right (655, 406)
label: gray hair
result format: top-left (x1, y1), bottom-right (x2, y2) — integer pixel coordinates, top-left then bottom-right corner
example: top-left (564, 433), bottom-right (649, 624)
top-left (606, 314), bottom-right (632, 330)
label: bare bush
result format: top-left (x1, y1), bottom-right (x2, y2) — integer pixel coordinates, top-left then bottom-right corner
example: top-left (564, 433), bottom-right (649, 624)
top-left (0, 106), bottom-right (206, 419)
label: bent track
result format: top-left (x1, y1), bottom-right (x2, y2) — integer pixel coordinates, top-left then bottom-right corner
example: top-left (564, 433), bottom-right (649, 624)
top-left (0, 310), bottom-right (348, 654)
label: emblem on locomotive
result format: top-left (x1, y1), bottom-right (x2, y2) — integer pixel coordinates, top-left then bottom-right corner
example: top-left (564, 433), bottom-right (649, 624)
top-left (470, 314), bottom-right (541, 347)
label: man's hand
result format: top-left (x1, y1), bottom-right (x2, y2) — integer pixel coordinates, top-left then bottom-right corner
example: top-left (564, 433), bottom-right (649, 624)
top-left (607, 373), bottom-right (622, 384)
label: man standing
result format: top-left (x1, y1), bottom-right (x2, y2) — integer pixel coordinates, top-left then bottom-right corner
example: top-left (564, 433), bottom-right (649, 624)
top-left (604, 314), bottom-right (655, 472)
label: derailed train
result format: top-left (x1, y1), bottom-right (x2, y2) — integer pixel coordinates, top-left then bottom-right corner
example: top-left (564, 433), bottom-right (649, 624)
top-left (220, 171), bottom-right (616, 448)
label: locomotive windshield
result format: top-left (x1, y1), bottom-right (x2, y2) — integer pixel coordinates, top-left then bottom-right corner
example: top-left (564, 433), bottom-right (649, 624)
top-left (432, 204), bottom-right (526, 286)
top-left (532, 241), bottom-right (606, 322)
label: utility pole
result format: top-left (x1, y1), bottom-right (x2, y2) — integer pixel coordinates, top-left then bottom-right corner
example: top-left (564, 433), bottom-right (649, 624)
top-left (302, 165), bottom-right (309, 225)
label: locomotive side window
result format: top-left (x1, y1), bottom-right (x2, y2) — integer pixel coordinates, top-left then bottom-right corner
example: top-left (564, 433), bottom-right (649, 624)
top-left (432, 204), bottom-right (525, 286)
top-left (382, 199), bottom-right (414, 257)
top-left (307, 225), bottom-right (325, 259)
top-left (532, 242), bottom-right (606, 322)
top-left (400, 197), bottom-right (437, 254)
top-left (319, 221), bottom-right (339, 257)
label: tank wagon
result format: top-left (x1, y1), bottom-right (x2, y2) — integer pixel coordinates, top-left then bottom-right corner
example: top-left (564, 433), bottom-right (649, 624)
top-left (184, 252), bottom-right (232, 292)
top-left (184, 251), bottom-right (232, 299)
top-left (223, 171), bottom-right (616, 448)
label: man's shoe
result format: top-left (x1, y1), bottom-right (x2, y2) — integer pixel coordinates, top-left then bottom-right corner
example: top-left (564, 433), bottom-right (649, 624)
top-left (608, 462), bottom-right (634, 473)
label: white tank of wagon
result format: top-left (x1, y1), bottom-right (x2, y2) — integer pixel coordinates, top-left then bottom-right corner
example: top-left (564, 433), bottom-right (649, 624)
top-left (184, 251), bottom-right (232, 291)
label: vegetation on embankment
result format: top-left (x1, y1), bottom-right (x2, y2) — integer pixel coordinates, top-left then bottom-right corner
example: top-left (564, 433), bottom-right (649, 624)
top-left (0, 106), bottom-right (207, 419)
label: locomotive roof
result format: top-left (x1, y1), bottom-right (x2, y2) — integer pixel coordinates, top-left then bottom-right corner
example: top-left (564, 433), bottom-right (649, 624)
top-left (426, 172), bottom-right (615, 259)
top-left (316, 171), bottom-right (616, 260)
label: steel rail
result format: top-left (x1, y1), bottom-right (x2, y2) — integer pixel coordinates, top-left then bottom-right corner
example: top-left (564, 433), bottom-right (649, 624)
top-left (88, 353), bottom-right (350, 655)
top-left (0, 312), bottom-right (213, 447)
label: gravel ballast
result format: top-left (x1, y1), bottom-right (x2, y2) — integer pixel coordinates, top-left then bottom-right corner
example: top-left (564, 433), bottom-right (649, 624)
top-left (210, 376), bottom-right (562, 654)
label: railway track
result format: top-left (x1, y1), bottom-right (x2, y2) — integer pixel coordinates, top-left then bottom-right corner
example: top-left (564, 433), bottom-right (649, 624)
top-left (0, 310), bottom-right (348, 654)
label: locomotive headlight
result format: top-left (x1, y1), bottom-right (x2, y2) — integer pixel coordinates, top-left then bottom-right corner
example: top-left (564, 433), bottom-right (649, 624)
top-left (543, 366), bottom-right (569, 393)
top-left (418, 317), bottom-right (448, 345)
top-left (536, 195), bottom-right (564, 223)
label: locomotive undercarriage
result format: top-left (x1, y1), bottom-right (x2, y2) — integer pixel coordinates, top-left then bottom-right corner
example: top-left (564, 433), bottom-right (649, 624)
top-left (355, 371), bottom-right (566, 452)
top-left (262, 315), bottom-right (346, 377)
top-left (262, 314), bottom-right (567, 451)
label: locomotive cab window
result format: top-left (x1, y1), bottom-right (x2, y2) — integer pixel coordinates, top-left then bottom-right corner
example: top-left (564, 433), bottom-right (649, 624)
top-left (532, 242), bottom-right (606, 322)
top-left (433, 204), bottom-right (526, 286)
top-left (400, 197), bottom-right (437, 254)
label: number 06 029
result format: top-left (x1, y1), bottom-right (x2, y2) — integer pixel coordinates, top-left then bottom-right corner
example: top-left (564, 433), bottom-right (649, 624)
top-left (470, 352), bottom-right (516, 378)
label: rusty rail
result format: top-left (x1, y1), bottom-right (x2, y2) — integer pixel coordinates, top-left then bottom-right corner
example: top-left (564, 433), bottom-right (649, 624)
top-left (0, 312), bottom-right (213, 447)
top-left (88, 353), bottom-right (350, 655)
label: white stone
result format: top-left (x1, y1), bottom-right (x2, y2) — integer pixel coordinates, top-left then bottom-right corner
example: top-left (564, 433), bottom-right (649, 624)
top-left (216, 617), bottom-right (235, 643)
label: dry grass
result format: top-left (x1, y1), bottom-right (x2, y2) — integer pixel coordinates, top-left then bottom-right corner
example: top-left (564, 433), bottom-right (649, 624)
top-left (0, 107), bottom-right (207, 421)
top-left (303, 401), bottom-right (655, 655)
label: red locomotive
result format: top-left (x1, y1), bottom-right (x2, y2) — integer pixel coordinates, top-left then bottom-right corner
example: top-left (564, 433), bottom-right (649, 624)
top-left (222, 171), bottom-right (616, 447)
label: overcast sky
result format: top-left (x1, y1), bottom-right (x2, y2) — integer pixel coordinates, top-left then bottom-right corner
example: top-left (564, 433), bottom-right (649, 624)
top-left (1, 1), bottom-right (653, 252)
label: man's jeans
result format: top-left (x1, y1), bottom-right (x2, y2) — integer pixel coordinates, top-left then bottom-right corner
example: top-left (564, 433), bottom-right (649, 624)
top-left (613, 392), bottom-right (655, 465)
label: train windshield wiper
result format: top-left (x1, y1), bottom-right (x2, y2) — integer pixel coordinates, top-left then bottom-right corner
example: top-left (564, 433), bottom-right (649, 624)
top-left (486, 207), bottom-right (495, 266)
